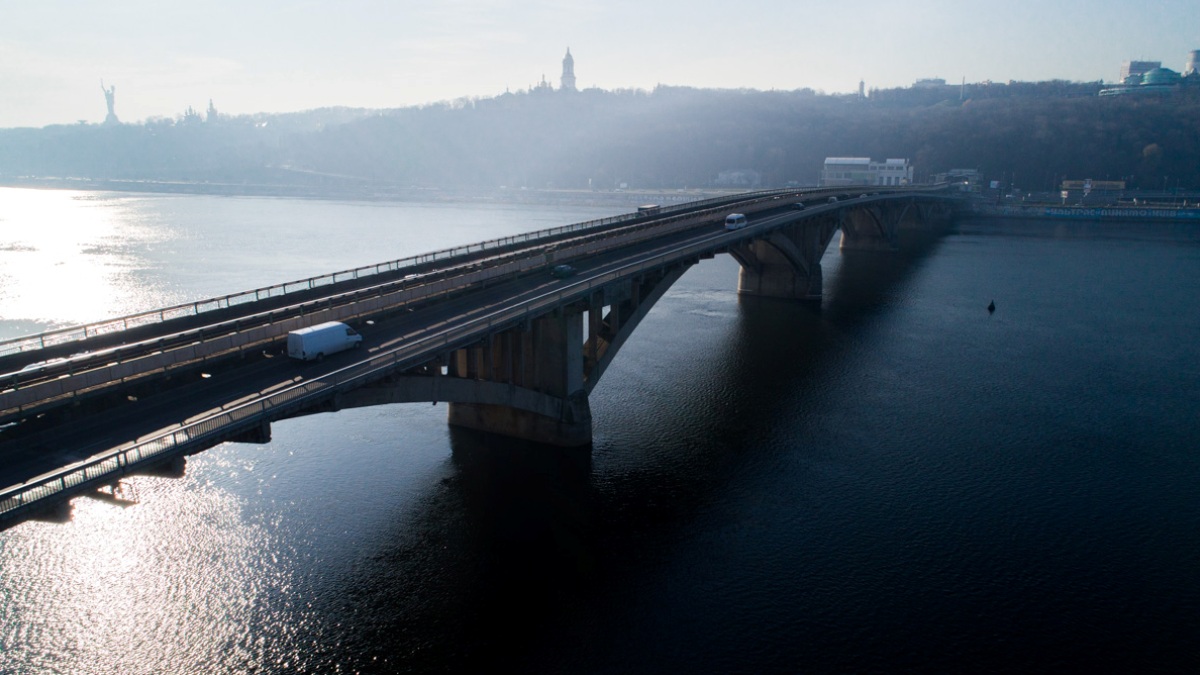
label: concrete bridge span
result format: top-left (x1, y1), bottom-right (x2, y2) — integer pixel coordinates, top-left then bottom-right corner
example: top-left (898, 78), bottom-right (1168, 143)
top-left (0, 187), bottom-right (959, 529)
top-left (303, 194), bottom-right (955, 447)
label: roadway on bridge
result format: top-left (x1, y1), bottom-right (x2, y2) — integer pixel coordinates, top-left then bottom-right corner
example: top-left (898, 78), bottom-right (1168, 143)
top-left (0, 204), bottom-right (817, 493)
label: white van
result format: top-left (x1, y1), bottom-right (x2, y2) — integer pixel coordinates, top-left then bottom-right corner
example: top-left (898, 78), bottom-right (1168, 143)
top-left (287, 321), bottom-right (363, 361)
top-left (724, 213), bottom-right (748, 230)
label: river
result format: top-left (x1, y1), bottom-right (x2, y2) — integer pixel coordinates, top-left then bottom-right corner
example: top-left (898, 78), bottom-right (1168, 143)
top-left (1, 188), bottom-right (1198, 673)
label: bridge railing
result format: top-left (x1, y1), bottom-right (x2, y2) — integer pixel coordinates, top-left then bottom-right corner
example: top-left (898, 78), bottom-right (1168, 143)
top-left (0, 188), bottom-right (796, 359)
top-left (0, 186), bottom-right (954, 413)
top-left (0, 205), bottom-right (806, 524)
top-left (1, 188), bottom-right (807, 416)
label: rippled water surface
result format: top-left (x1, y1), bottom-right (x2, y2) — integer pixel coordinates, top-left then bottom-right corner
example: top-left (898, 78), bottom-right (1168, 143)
top-left (1, 190), bottom-right (1198, 673)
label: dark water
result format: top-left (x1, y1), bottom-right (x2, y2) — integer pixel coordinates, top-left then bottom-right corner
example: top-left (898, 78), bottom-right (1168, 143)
top-left (2, 197), bottom-right (1199, 673)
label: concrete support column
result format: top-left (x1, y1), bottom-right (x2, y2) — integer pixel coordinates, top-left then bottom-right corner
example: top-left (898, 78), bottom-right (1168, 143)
top-left (737, 241), bottom-right (823, 300)
top-left (448, 308), bottom-right (591, 446)
top-left (446, 393), bottom-right (592, 447)
top-left (734, 225), bottom-right (828, 302)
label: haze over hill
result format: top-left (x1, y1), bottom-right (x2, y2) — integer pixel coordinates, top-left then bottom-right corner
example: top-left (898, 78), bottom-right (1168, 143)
top-left (3, 79), bottom-right (1198, 195)
top-left (6, 0), bottom-right (1199, 128)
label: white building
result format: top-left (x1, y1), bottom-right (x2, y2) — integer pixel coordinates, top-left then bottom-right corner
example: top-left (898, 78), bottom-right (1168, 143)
top-left (820, 158), bottom-right (913, 187)
top-left (1120, 60), bottom-right (1161, 84)
top-left (912, 78), bottom-right (946, 89)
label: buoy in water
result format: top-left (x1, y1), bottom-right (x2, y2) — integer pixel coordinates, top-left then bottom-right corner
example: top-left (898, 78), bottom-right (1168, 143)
top-left (987, 300), bottom-right (996, 313)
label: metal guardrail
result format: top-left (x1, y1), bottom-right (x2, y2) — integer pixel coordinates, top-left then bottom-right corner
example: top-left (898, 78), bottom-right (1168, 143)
top-left (0, 188), bottom-right (796, 359)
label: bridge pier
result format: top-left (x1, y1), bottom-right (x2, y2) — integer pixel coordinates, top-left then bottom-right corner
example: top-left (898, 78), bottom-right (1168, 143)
top-left (447, 393), bottom-right (592, 448)
top-left (735, 240), bottom-right (824, 301)
top-left (732, 216), bottom-right (839, 302)
top-left (332, 310), bottom-right (597, 447)
top-left (438, 265), bottom-right (691, 447)
top-left (446, 307), bottom-right (592, 446)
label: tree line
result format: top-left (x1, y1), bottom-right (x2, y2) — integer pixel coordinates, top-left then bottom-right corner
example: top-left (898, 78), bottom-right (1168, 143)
top-left (1, 83), bottom-right (1197, 193)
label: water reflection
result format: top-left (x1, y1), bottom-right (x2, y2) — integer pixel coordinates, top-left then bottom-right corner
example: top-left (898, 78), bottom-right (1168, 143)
top-left (0, 472), bottom-right (292, 674)
top-left (0, 189), bottom-right (175, 335)
top-left (448, 426), bottom-right (594, 576)
top-left (283, 427), bottom-right (598, 673)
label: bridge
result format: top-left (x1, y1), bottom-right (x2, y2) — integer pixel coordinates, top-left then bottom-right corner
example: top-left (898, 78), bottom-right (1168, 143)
top-left (0, 186), bottom-right (960, 530)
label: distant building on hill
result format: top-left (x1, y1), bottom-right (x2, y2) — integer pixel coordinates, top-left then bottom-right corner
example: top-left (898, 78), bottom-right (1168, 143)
top-left (1184, 50), bottom-right (1200, 77)
top-left (912, 78), bottom-right (946, 89)
top-left (529, 48), bottom-right (578, 93)
top-left (1100, 66), bottom-right (1184, 96)
top-left (561, 48), bottom-right (577, 92)
top-left (1100, 51), bottom-right (1200, 96)
top-left (820, 158), bottom-right (913, 187)
top-left (1121, 60), bottom-right (1161, 84)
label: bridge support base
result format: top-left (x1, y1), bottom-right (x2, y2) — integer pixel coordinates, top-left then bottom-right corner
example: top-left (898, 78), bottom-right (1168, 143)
top-left (732, 220), bottom-right (837, 302)
top-left (447, 392), bottom-right (592, 447)
top-left (737, 260), bottom-right (823, 302)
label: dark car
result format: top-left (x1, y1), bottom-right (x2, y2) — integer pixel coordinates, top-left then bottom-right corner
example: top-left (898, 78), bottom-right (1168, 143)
top-left (792, 202), bottom-right (806, 210)
top-left (550, 264), bottom-right (576, 278)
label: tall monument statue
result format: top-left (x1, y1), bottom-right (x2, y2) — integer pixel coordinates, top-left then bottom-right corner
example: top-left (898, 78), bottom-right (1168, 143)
top-left (101, 80), bottom-right (119, 125)
top-left (560, 48), bottom-right (577, 92)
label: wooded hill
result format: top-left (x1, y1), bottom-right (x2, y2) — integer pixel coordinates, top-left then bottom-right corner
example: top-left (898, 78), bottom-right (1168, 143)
top-left (2, 82), bottom-right (1197, 193)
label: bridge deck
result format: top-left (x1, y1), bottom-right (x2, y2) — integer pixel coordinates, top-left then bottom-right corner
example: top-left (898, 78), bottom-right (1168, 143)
top-left (0, 187), bottom-right (958, 529)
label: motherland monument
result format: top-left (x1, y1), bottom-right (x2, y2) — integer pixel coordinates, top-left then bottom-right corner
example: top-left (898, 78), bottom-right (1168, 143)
top-left (101, 80), bottom-right (119, 125)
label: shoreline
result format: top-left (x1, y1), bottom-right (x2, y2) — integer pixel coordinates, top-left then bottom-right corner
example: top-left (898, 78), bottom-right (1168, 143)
top-left (0, 177), bottom-right (747, 208)
top-left (963, 201), bottom-right (1200, 222)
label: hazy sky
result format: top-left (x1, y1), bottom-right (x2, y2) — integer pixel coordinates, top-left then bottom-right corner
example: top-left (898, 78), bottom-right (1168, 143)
top-left (2, 0), bottom-right (1197, 128)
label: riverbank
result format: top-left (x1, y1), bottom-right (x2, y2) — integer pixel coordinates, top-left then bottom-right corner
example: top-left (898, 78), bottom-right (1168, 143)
top-left (0, 176), bottom-right (742, 208)
top-left (964, 201), bottom-right (1200, 222)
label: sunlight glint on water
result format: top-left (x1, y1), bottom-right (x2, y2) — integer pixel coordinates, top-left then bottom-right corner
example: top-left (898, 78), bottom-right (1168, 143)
top-left (1, 479), bottom-right (289, 673)
top-left (0, 189), bottom-right (151, 328)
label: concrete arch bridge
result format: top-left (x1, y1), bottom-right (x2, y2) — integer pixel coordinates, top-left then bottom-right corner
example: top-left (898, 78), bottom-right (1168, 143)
top-left (0, 186), bottom-right (959, 528)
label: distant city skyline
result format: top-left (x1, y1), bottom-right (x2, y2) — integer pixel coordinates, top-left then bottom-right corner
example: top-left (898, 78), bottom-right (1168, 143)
top-left (1, 0), bottom-right (1198, 128)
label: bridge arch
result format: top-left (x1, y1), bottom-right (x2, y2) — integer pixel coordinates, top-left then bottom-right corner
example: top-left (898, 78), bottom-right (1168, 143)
top-left (730, 213), bottom-right (841, 301)
top-left (286, 197), bottom-right (955, 447)
top-left (314, 264), bottom-right (695, 446)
